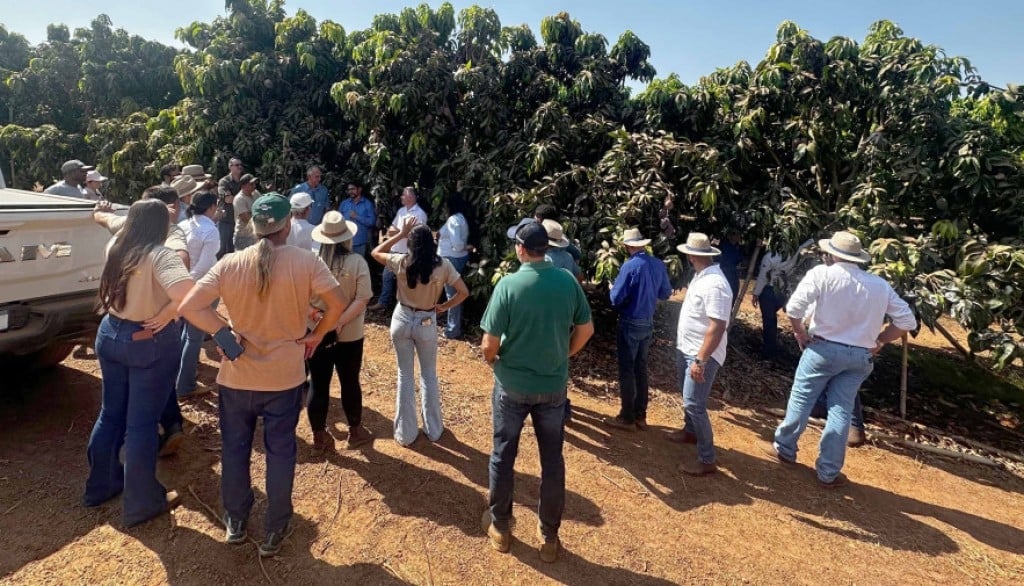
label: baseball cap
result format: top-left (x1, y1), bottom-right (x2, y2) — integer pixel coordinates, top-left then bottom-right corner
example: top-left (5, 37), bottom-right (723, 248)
top-left (290, 192), bottom-right (313, 210)
top-left (61, 159), bottom-right (95, 174)
top-left (515, 221), bottom-right (549, 251)
top-left (252, 193), bottom-right (292, 236)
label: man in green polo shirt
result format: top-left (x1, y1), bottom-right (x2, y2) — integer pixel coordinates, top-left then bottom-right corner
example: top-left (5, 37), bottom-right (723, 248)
top-left (479, 221), bottom-right (594, 563)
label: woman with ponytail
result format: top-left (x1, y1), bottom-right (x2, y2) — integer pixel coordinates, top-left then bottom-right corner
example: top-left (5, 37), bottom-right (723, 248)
top-left (85, 199), bottom-right (194, 527)
top-left (175, 191), bottom-right (221, 399)
top-left (179, 193), bottom-right (345, 557)
top-left (371, 216), bottom-right (469, 446)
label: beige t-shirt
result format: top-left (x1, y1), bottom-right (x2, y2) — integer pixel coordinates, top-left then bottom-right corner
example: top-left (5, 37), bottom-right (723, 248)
top-left (233, 192), bottom-right (254, 240)
top-left (195, 244), bottom-right (340, 391)
top-left (386, 253), bottom-right (460, 310)
top-left (108, 247), bottom-right (191, 322)
top-left (107, 215), bottom-right (187, 252)
top-left (311, 249), bottom-right (372, 342)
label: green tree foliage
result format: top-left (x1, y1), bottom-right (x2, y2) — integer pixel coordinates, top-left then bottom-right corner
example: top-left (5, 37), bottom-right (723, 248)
top-left (0, 3), bottom-right (1021, 364)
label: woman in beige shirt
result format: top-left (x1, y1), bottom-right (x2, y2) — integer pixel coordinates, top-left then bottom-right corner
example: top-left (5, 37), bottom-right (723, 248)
top-left (84, 199), bottom-right (194, 527)
top-left (307, 211), bottom-right (374, 450)
top-left (371, 216), bottom-right (469, 446)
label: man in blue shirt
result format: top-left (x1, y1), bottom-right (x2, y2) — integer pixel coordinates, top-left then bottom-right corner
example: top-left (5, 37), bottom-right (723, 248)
top-left (605, 228), bottom-right (672, 431)
top-left (290, 165), bottom-right (330, 225)
top-left (338, 180), bottom-right (376, 256)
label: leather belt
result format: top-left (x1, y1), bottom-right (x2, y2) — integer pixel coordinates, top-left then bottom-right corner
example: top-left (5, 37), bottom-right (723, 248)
top-left (400, 303), bottom-right (435, 312)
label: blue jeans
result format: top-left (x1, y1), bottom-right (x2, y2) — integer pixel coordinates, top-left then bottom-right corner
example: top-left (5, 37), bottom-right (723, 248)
top-left (442, 255), bottom-right (468, 338)
top-left (774, 339), bottom-right (874, 482)
top-left (813, 389), bottom-right (865, 430)
top-left (679, 351), bottom-right (722, 465)
top-left (176, 299), bottom-right (218, 397)
top-left (379, 267), bottom-right (397, 307)
top-left (219, 384), bottom-right (304, 534)
top-left (757, 286), bottom-right (784, 358)
top-left (85, 315), bottom-right (180, 526)
top-left (487, 381), bottom-right (566, 541)
top-left (390, 305), bottom-right (443, 445)
top-left (616, 317), bottom-right (653, 422)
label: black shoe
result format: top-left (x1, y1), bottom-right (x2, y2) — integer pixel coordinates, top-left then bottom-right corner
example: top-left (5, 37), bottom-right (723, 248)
top-left (259, 528), bottom-right (287, 557)
top-left (224, 514), bottom-right (248, 545)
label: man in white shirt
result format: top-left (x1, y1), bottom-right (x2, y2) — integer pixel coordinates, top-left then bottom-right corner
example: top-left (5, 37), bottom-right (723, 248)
top-left (759, 231), bottom-right (917, 488)
top-left (670, 233), bottom-right (733, 476)
top-left (286, 192), bottom-right (318, 251)
top-left (750, 239), bottom-right (814, 359)
top-left (369, 186), bottom-right (428, 311)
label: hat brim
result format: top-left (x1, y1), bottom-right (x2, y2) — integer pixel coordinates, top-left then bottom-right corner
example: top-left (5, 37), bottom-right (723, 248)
top-left (178, 185), bottom-right (203, 199)
top-left (622, 238), bottom-right (651, 247)
top-left (506, 217), bottom-right (534, 240)
top-left (312, 220), bottom-right (358, 244)
top-left (89, 175), bottom-right (108, 182)
top-left (548, 237), bottom-right (570, 248)
top-left (81, 165), bottom-right (96, 171)
top-left (818, 238), bottom-right (871, 263)
top-left (676, 244), bottom-right (721, 256)
top-left (187, 174), bottom-right (212, 181)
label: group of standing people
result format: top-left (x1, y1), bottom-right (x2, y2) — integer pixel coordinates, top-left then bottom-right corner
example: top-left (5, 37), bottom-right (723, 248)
top-left (75, 154), bottom-right (918, 563)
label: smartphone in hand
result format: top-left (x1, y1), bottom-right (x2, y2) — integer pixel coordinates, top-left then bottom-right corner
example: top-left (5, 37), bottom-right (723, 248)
top-left (213, 327), bottom-right (245, 361)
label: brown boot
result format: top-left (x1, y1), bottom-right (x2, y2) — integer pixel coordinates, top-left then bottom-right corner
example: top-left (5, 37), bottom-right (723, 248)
top-left (604, 415), bottom-right (637, 431)
top-left (755, 440), bottom-right (795, 464)
top-left (818, 473), bottom-right (848, 489)
top-left (537, 525), bottom-right (559, 563)
top-left (312, 430), bottom-right (336, 452)
top-left (635, 418), bottom-right (649, 431)
top-left (679, 460), bottom-right (717, 476)
top-left (346, 425), bottom-right (374, 449)
top-left (847, 426), bottom-right (866, 447)
top-left (667, 429), bottom-right (698, 444)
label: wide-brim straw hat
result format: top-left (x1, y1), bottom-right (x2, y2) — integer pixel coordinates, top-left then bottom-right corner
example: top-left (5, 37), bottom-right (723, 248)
top-left (676, 232), bottom-right (721, 256)
top-left (818, 231), bottom-right (871, 263)
top-left (170, 175), bottom-right (202, 199)
top-left (542, 219), bottom-right (570, 248)
top-left (312, 210), bottom-right (359, 244)
top-left (181, 164), bottom-right (212, 181)
top-left (620, 228), bottom-right (651, 247)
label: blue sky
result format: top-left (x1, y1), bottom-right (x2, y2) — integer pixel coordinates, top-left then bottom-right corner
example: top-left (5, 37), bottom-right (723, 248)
top-left (1, 0), bottom-right (1020, 87)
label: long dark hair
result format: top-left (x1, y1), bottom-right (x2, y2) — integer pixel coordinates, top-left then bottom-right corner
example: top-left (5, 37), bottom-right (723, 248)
top-left (445, 191), bottom-right (479, 248)
top-left (187, 191), bottom-right (217, 219)
top-left (319, 240), bottom-right (353, 273)
top-left (97, 199), bottom-right (171, 313)
top-left (406, 225), bottom-right (441, 288)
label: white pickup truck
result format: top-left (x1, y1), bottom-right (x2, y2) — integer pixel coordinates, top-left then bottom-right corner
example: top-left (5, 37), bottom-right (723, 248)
top-left (0, 184), bottom-right (112, 368)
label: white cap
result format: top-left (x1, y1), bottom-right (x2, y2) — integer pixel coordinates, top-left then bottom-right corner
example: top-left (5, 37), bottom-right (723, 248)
top-left (290, 192), bottom-right (313, 210)
top-left (86, 170), bottom-right (108, 183)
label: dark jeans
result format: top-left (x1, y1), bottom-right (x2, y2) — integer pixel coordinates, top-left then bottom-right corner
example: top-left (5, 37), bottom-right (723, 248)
top-left (307, 333), bottom-right (364, 430)
top-left (378, 267), bottom-right (397, 307)
top-left (813, 389), bottom-right (865, 430)
top-left (757, 286), bottom-right (784, 358)
top-left (219, 384), bottom-right (304, 534)
top-left (487, 380), bottom-right (566, 541)
top-left (216, 221), bottom-right (234, 259)
top-left (159, 319), bottom-right (186, 434)
top-left (85, 315), bottom-right (180, 526)
top-left (616, 317), bottom-right (653, 423)
top-left (442, 255), bottom-right (468, 339)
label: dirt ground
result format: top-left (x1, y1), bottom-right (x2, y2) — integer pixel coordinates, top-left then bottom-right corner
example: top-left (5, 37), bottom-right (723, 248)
top-left (1, 293), bottom-right (1022, 585)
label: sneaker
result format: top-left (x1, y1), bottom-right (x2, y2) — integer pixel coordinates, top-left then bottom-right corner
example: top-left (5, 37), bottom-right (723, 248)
top-left (678, 461), bottom-right (717, 476)
top-left (635, 418), bottom-right (649, 431)
top-left (313, 429), bottom-right (336, 452)
top-left (755, 440), bottom-right (796, 464)
top-left (667, 429), bottom-right (698, 444)
top-left (603, 415), bottom-right (637, 432)
top-left (259, 529), bottom-right (287, 557)
top-left (818, 473), bottom-right (848, 489)
top-left (159, 428), bottom-right (185, 457)
top-left (345, 425), bottom-right (375, 449)
top-left (847, 426), bottom-right (867, 447)
top-left (224, 514), bottom-right (247, 545)
top-left (537, 526), bottom-right (559, 563)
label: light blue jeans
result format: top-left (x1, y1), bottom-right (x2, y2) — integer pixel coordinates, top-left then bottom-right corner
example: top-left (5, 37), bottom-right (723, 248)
top-left (679, 351), bottom-right (722, 465)
top-left (442, 255), bottom-right (468, 338)
top-left (774, 339), bottom-right (874, 482)
top-left (390, 305), bottom-right (443, 445)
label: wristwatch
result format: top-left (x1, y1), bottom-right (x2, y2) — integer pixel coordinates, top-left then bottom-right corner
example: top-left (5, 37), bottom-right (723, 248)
top-left (693, 358), bottom-right (704, 366)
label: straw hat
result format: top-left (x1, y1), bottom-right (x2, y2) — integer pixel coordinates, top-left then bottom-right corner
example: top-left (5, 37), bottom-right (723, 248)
top-left (181, 164), bottom-right (212, 181)
top-left (818, 231), bottom-right (871, 263)
top-left (170, 175), bottom-right (202, 199)
top-left (312, 210), bottom-right (358, 245)
top-left (676, 232), bottom-right (721, 256)
top-left (542, 219), bottom-right (570, 248)
top-left (620, 228), bottom-right (651, 247)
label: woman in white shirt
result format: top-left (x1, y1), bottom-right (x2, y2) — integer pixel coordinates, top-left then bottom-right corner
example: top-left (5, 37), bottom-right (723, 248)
top-left (176, 191), bottom-right (221, 398)
top-left (436, 193), bottom-right (474, 339)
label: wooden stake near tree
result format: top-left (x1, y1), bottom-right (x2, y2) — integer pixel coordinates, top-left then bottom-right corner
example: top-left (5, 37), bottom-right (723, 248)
top-left (900, 332), bottom-right (909, 419)
top-left (729, 244), bottom-right (762, 329)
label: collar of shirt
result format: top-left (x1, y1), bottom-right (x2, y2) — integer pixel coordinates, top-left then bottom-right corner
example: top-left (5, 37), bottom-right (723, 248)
top-left (518, 260), bottom-right (553, 273)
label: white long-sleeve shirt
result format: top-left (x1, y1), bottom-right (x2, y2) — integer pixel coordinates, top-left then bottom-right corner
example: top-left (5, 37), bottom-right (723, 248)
top-left (786, 262), bottom-right (917, 349)
top-left (390, 204), bottom-right (429, 253)
top-left (752, 239), bottom-right (814, 296)
top-left (180, 214), bottom-right (220, 281)
top-left (438, 212), bottom-right (469, 258)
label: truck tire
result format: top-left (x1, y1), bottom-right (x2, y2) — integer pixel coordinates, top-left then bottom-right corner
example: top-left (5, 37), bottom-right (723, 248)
top-left (29, 342), bottom-right (77, 369)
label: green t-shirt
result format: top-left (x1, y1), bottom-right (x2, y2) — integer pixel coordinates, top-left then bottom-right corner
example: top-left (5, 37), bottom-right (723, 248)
top-left (480, 260), bottom-right (592, 394)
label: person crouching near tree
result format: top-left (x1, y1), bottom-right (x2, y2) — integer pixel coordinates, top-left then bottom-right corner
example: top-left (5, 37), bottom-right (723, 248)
top-left (306, 211), bottom-right (375, 451)
top-left (85, 199), bottom-right (194, 527)
top-left (371, 215), bottom-right (469, 446)
top-left (179, 194), bottom-right (345, 557)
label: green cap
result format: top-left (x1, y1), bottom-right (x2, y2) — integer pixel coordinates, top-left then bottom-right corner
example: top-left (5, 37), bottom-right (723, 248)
top-left (252, 193), bottom-right (292, 236)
